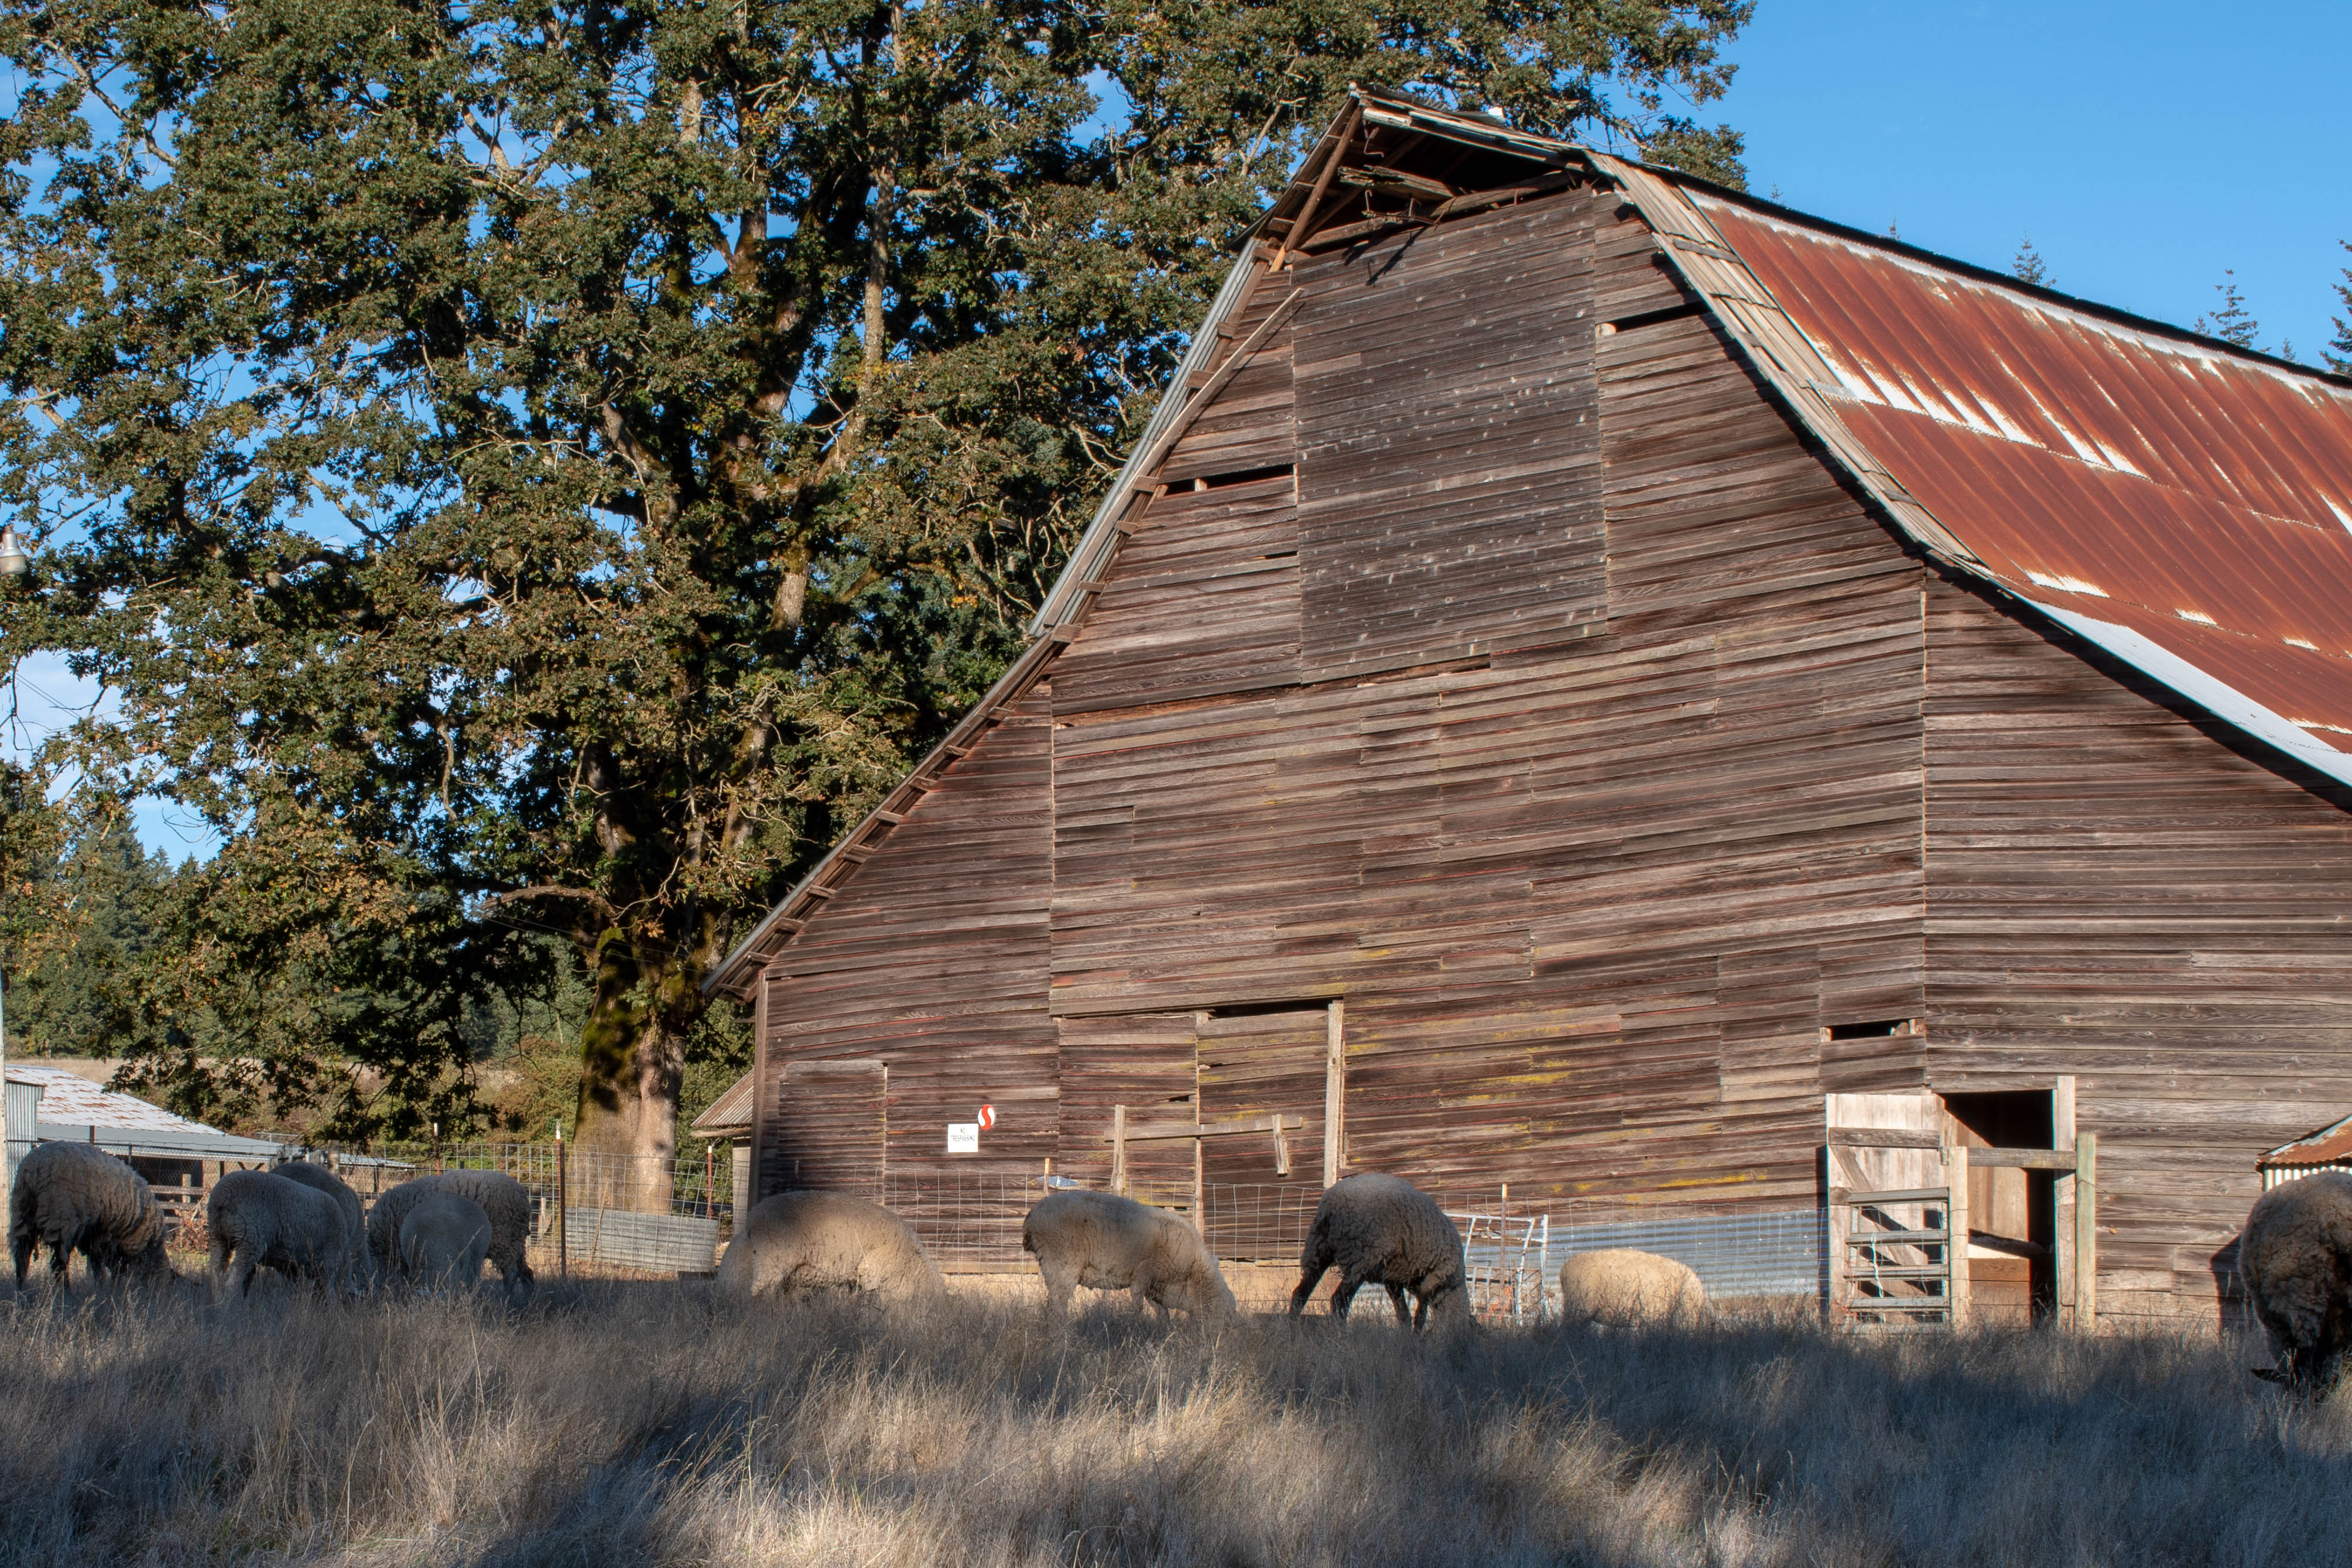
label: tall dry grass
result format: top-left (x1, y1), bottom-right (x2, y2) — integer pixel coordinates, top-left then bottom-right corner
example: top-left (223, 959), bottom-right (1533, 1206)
top-left (1, 1269), bottom-right (2346, 1567)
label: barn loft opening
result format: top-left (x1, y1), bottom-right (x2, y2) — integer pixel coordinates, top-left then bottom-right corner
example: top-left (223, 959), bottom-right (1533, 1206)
top-left (1602, 302), bottom-right (1706, 335)
top-left (1192, 463), bottom-right (1295, 492)
top-left (1824, 1018), bottom-right (1916, 1041)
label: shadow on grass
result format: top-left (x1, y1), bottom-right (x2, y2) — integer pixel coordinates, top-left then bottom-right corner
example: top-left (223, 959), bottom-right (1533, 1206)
top-left (3, 1273), bottom-right (2348, 1567)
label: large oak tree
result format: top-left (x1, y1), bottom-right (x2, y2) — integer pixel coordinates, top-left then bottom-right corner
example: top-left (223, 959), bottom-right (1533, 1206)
top-left (0, 0), bottom-right (1747, 1192)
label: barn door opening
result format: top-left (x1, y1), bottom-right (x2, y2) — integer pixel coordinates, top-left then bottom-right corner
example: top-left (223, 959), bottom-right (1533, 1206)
top-left (1055, 1014), bottom-right (1197, 1200)
top-left (1826, 1081), bottom-right (2081, 1329)
top-left (778, 1060), bottom-right (888, 1198)
top-left (1942, 1090), bottom-right (2059, 1325)
top-left (1194, 1001), bottom-right (1341, 1262)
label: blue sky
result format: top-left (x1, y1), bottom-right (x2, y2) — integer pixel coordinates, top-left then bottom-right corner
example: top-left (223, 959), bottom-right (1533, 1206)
top-left (1704, 1), bottom-right (2351, 362)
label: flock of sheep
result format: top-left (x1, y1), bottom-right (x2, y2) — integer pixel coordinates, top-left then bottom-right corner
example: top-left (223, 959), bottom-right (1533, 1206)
top-left (16, 1137), bottom-right (2352, 1397)
top-left (7, 1146), bottom-right (1695, 1336)
top-left (7, 1141), bottom-right (535, 1302)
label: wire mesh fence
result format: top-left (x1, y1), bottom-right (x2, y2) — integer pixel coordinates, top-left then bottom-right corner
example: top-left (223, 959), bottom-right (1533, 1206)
top-left (25, 1127), bottom-right (1827, 1305)
top-left (1553, 1202), bottom-right (1824, 1302)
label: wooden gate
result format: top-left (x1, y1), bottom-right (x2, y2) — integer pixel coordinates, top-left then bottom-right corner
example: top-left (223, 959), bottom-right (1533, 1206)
top-left (1827, 1087), bottom-right (2101, 1331)
top-left (1826, 1091), bottom-right (1967, 1329)
top-left (776, 1059), bottom-right (888, 1197)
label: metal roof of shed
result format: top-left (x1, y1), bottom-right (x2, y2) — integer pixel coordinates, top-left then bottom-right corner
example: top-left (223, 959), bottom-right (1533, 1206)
top-left (6, 1063), bottom-right (295, 1159)
top-left (8, 1063), bottom-right (211, 1132)
top-left (689, 1070), bottom-right (755, 1137)
top-left (2261, 1114), bottom-right (2352, 1169)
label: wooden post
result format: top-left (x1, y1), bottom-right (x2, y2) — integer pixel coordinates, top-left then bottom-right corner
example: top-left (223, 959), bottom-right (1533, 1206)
top-left (556, 1120), bottom-right (569, 1279)
top-left (2053, 1074), bottom-right (2078, 1327)
top-left (2075, 1132), bottom-right (2098, 1330)
top-left (1111, 1105), bottom-right (1127, 1197)
top-left (1192, 1133), bottom-right (1206, 1238)
top-left (1944, 1142), bottom-right (1970, 1327)
top-left (1323, 999), bottom-right (1346, 1188)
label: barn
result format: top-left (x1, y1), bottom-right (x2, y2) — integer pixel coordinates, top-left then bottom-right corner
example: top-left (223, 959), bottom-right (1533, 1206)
top-left (706, 89), bottom-right (2352, 1326)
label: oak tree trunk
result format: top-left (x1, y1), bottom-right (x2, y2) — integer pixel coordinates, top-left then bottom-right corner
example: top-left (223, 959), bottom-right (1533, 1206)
top-left (573, 935), bottom-right (703, 1214)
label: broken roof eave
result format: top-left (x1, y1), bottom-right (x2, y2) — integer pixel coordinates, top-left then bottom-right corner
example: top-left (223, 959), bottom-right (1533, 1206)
top-left (706, 87), bottom-right (2352, 999)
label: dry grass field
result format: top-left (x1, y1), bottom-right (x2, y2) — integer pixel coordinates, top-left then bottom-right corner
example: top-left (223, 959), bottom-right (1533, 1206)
top-left (2, 1265), bottom-right (2348, 1567)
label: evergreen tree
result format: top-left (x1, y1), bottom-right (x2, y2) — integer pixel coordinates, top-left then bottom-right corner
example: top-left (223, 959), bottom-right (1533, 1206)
top-left (2329, 242), bottom-right (2352, 375)
top-left (7, 814), bottom-right (172, 1057)
top-left (0, 0), bottom-right (1749, 1194)
top-left (2011, 236), bottom-right (2051, 289)
top-left (2196, 271), bottom-right (2261, 348)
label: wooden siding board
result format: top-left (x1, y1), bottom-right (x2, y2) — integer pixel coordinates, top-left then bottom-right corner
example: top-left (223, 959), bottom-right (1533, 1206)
top-left (757, 196), bottom-right (1940, 1231)
top-left (755, 693), bottom-right (1057, 1196)
top-left (1293, 193), bottom-right (1609, 676)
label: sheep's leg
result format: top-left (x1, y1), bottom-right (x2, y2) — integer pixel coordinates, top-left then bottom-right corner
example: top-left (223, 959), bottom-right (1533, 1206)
top-left (1040, 1259), bottom-right (1077, 1317)
top-left (1331, 1268), bottom-right (1378, 1323)
top-left (1289, 1240), bottom-right (1334, 1317)
top-left (9, 1232), bottom-right (29, 1290)
top-left (1384, 1284), bottom-right (1412, 1327)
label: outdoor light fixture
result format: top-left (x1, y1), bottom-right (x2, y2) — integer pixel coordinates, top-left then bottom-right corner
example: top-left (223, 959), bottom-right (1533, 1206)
top-left (0, 524), bottom-right (26, 577)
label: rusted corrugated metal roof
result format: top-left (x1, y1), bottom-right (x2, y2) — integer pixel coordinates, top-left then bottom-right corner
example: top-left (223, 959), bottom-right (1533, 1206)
top-left (1685, 193), bottom-right (2352, 785)
top-left (690, 1069), bottom-right (755, 1136)
top-left (2262, 1114), bottom-right (2352, 1169)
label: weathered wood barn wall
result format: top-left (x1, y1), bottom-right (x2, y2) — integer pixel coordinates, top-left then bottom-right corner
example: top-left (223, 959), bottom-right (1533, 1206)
top-left (711, 90), bottom-right (2352, 1320)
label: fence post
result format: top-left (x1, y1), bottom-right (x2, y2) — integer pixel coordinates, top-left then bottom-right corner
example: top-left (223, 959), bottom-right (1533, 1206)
top-left (2075, 1132), bottom-right (2097, 1331)
top-left (556, 1121), bottom-right (569, 1279)
top-left (1323, 999), bottom-right (1345, 1187)
top-left (1192, 1130), bottom-right (1205, 1238)
top-left (1111, 1105), bottom-right (1127, 1197)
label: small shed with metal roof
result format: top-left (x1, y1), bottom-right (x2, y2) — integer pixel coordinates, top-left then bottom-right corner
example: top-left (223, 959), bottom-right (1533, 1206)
top-left (704, 88), bottom-right (2352, 1329)
top-left (688, 1071), bottom-right (758, 1222)
top-left (3, 1063), bottom-right (295, 1214)
top-left (2259, 1118), bottom-right (2352, 1190)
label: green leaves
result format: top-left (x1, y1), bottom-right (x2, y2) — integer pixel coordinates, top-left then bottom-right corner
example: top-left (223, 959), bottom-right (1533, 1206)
top-left (0, 0), bottom-right (1746, 1141)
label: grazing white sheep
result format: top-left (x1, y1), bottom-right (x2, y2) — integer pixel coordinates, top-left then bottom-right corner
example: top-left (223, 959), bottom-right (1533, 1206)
top-left (207, 1169), bottom-right (352, 1299)
top-left (1022, 1190), bottom-right (1235, 1320)
top-left (1558, 1248), bottom-right (1707, 1327)
top-left (9, 1141), bottom-right (172, 1290)
top-left (716, 1192), bottom-right (943, 1302)
top-left (1290, 1173), bottom-right (1468, 1331)
top-left (272, 1160), bottom-right (370, 1284)
top-left (365, 1170), bottom-right (535, 1302)
top-left (2240, 1172), bottom-right (2352, 1395)
top-left (399, 1190), bottom-right (492, 1292)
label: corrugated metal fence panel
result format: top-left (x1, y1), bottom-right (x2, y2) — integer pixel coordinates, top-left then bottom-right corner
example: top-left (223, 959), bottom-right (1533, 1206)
top-left (4, 1081), bottom-right (39, 1206)
top-left (1556, 1207), bottom-right (1823, 1299)
top-left (563, 1207), bottom-right (721, 1273)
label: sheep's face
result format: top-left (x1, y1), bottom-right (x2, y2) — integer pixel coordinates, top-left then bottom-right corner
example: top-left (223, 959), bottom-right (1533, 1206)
top-left (1165, 1267), bottom-right (1237, 1319)
top-left (1420, 1272), bottom-right (1472, 1329)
